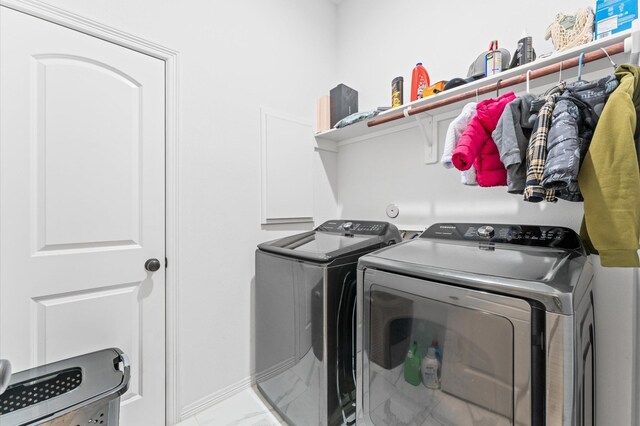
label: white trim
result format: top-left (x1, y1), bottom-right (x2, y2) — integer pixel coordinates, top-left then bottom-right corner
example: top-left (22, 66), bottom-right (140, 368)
top-left (1, 0), bottom-right (175, 61)
top-left (180, 376), bottom-right (253, 420)
top-left (0, 1), bottom-right (181, 424)
top-left (260, 108), bottom-right (268, 224)
top-left (164, 43), bottom-right (181, 426)
top-left (260, 107), bottom-right (315, 225)
top-left (262, 217), bottom-right (315, 225)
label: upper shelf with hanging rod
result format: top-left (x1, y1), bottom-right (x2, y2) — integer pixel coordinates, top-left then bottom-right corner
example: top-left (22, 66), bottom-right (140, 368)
top-left (315, 29), bottom-right (636, 150)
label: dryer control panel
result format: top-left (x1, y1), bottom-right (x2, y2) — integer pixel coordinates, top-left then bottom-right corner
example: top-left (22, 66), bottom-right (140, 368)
top-left (316, 220), bottom-right (389, 236)
top-left (421, 223), bottom-right (582, 250)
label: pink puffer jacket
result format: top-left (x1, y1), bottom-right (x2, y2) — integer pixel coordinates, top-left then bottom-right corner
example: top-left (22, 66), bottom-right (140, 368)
top-left (452, 92), bottom-right (515, 187)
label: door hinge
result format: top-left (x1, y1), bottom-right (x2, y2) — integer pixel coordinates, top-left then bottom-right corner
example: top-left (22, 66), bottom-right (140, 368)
top-left (165, 257), bottom-right (168, 268)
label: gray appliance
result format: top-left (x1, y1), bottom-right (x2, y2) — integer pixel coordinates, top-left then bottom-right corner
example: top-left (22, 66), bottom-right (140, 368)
top-left (0, 348), bottom-right (130, 425)
top-left (255, 220), bottom-right (401, 426)
top-left (357, 223), bottom-right (595, 426)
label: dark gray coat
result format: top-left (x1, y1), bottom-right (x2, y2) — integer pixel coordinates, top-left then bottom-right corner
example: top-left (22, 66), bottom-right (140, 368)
top-left (541, 75), bottom-right (618, 201)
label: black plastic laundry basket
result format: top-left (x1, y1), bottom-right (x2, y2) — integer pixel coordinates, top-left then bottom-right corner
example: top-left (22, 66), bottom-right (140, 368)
top-left (0, 348), bottom-right (130, 426)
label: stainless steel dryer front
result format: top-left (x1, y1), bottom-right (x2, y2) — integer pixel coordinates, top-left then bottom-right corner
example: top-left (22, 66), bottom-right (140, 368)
top-left (255, 220), bottom-right (400, 426)
top-left (356, 223), bottom-right (595, 426)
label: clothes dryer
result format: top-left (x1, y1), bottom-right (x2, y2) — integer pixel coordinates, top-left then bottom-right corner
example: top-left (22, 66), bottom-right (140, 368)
top-left (255, 220), bottom-right (401, 426)
top-left (357, 223), bottom-right (595, 426)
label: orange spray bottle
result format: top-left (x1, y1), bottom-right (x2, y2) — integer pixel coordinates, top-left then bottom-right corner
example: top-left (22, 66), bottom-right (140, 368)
top-left (410, 62), bottom-right (431, 102)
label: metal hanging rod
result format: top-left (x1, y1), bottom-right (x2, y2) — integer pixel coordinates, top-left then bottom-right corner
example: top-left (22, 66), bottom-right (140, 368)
top-left (367, 41), bottom-right (625, 128)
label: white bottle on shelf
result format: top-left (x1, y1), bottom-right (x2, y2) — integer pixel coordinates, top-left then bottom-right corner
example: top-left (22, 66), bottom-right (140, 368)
top-left (421, 347), bottom-right (441, 389)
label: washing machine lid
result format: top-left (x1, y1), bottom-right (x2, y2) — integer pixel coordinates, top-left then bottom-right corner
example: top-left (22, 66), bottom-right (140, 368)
top-left (257, 220), bottom-right (400, 262)
top-left (358, 223), bottom-right (590, 314)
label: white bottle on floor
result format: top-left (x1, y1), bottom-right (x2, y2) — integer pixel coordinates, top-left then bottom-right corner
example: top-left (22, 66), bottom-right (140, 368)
top-left (421, 347), bottom-right (441, 389)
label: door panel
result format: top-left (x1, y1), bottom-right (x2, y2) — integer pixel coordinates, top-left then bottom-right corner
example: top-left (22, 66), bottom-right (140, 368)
top-left (1, 7), bottom-right (165, 425)
top-left (31, 283), bottom-right (143, 399)
top-left (35, 55), bottom-right (142, 250)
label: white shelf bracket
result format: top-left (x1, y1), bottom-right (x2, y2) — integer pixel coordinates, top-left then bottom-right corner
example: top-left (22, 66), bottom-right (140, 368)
top-left (625, 19), bottom-right (640, 65)
top-left (404, 107), bottom-right (437, 164)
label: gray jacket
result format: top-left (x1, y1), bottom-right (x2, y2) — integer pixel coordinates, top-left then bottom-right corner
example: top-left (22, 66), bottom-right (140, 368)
top-left (491, 94), bottom-right (536, 193)
top-left (542, 75), bottom-right (618, 201)
top-left (541, 98), bottom-right (582, 199)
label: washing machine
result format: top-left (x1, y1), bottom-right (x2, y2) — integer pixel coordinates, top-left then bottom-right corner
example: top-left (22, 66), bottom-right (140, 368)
top-left (356, 223), bottom-right (595, 426)
top-left (254, 220), bottom-right (401, 426)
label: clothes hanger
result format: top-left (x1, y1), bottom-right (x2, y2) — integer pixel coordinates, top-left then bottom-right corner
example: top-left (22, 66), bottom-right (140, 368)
top-left (475, 88), bottom-right (479, 103)
top-left (599, 47), bottom-right (617, 71)
top-left (496, 79), bottom-right (503, 97)
top-left (558, 62), bottom-right (563, 83)
top-left (577, 52), bottom-right (585, 81)
top-left (526, 70), bottom-right (532, 94)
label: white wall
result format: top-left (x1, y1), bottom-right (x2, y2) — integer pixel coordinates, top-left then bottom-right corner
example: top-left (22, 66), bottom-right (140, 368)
top-left (334, 1), bottom-right (640, 425)
top-left (33, 0), bottom-right (339, 420)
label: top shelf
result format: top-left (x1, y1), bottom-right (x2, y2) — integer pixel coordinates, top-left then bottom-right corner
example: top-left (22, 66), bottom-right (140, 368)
top-left (315, 31), bottom-right (632, 148)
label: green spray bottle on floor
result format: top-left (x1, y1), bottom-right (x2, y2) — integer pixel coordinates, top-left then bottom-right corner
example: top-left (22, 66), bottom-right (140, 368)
top-left (403, 341), bottom-right (421, 386)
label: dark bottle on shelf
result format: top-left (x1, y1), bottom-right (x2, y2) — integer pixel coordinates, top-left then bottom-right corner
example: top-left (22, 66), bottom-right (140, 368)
top-left (392, 76), bottom-right (403, 107)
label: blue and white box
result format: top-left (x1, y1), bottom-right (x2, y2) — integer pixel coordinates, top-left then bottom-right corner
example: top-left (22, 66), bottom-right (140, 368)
top-left (596, 0), bottom-right (638, 38)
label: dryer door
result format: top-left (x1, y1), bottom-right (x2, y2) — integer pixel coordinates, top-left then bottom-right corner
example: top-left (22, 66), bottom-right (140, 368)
top-left (358, 269), bottom-right (533, 426)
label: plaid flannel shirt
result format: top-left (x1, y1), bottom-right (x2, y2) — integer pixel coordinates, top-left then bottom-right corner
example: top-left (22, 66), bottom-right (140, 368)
top-left (524, 82), bottom-right (566, 202)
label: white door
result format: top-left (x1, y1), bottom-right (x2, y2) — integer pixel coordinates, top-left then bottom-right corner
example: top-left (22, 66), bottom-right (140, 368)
top-left (0, 7), bottom-right (166, 425)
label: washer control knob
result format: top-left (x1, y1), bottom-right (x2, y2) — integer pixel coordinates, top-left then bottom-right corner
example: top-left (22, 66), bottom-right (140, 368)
top-left (342, 221), bottom-right (353, 230)
top-left (477, 225), bottom-right (495, 238)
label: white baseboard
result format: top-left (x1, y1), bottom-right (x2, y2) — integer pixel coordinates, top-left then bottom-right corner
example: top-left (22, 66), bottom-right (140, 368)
top-left (177, 356), bottom-right (297, 422)
top-left (179, 376), bottom-right (253, 421)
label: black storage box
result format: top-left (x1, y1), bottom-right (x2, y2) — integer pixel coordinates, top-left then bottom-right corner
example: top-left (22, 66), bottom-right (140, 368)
top-left (330, 84), bottom-right (358, 128)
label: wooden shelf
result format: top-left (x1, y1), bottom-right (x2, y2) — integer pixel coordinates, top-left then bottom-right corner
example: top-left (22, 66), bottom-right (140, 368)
top-left (315, 30), bottom-right (632, 151)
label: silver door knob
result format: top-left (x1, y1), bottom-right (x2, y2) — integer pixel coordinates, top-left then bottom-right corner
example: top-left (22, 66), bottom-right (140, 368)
top-left (0, 359), bottom-right (11, 395)
top-left (145, 258), bottom-right (161, 272)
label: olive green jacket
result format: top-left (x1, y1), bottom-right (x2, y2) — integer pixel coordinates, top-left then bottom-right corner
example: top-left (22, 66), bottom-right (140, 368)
top-left (578, 64), bottom-right (640, 267)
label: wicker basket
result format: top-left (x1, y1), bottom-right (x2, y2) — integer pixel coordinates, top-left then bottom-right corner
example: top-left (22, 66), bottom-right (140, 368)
top-left (545, 7), bottom-right (595, 51)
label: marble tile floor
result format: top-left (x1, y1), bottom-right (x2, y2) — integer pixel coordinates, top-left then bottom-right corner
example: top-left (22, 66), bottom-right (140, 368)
top-left (176, 360), bottom-right (510, 426)
top-left (176, 386), bottom-right (285, 426)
